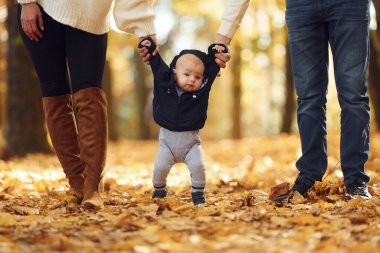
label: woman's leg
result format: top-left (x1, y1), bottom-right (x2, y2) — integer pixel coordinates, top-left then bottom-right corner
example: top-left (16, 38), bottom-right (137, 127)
top-left (17, 4), bottom-right (84, 196)
top-left (65, 26), bottom-right (108, 210)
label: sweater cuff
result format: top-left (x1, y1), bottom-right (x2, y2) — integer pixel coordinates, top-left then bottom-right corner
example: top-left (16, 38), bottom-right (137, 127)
top-left (18, 0), bottom-right (37, 4)
top-left (134, 21), bottom-right (156, 38)
top-left (217, 19), bottom-right (239, 39)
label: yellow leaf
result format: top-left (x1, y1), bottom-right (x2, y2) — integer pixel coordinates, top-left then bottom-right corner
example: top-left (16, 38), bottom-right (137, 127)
top-left (289, 214), bottom-right (323, 226)
top-left (0, 213), bottom-right (16, 226)
top-left (6, 205), bottom-right (39, 215)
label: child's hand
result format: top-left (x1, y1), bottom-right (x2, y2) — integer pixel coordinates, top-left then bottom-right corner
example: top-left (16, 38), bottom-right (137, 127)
top-left (208, 43), bottom-right (228, 55)
top-left (212, 44), bottom-right (226, 53)
top-left (138, 35), bottom-right (159, 65)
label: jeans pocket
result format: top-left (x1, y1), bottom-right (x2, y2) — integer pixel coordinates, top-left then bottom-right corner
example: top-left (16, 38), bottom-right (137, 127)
top-left (285, 1), bottom-right (317, 29)
top-left (334, 0), bottom-right (370, 21)
top-left (286, 0), bottom-right (313, 10)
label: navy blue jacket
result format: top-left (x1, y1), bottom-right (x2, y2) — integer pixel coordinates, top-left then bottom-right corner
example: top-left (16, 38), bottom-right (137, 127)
top-left (140, 38), bottom-right (227, 131)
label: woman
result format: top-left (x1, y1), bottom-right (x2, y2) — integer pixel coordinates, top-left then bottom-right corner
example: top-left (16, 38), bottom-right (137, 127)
top-left (17, 0), bottom-right (157, 210)
top-left (18, 0), bottom-right (246, 210)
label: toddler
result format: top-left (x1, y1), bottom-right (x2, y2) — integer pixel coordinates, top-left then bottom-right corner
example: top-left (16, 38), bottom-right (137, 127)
top-left (139, 37), bottom-right (227, 205)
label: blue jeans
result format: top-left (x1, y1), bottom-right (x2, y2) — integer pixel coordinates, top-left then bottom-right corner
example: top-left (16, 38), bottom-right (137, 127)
top-left (286, 0), bottom-right (370, 183)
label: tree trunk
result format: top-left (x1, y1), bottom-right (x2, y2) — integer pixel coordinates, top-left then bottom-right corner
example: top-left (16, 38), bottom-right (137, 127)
top-left (134, 51), bottom-right (151, 139)
top-left (368, 0), bottom-right (380, 130)
top-left (368, 30), bottom-right (380, 130)
top-left (281, 39), bottom-right (296, 133)
top-left (0, 15), bottom-right (6, 155)
top-left (5, 1), bottom-right (50, 156)
top-left (102, 60), bottom-right (118, 140)
top-left (231, 43), bottom-right (242, 139)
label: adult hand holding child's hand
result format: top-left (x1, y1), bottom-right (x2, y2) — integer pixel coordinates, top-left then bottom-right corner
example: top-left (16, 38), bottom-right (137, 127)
top-left (138, 35), bottom-right (159, 65)
top-left (214, 33), bottom-right (231, 76)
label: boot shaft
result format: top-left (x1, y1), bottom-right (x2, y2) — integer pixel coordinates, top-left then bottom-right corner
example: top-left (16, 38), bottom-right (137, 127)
top-left (73, 87), bottom-right (108, 204)
top-left (42, 95), bottom-right (84, 195)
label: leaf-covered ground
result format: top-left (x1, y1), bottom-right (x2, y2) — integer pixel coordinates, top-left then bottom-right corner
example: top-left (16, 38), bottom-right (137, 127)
top-left (0, 133), bottom-right (379, 253)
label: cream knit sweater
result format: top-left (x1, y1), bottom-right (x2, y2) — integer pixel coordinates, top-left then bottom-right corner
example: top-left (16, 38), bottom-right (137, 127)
top-left (218, 0), bottom-right (250, 39)
top-left (18, 0), bottom-right (249, 38)
top-left (17, 0), bottom-right (156, 36)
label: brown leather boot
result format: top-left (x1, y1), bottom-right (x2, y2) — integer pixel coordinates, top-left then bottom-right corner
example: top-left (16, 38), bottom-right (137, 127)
top-left (42, 95), bottom-right (84, 198)
top-left (73, 87), bottom-right (108, 210)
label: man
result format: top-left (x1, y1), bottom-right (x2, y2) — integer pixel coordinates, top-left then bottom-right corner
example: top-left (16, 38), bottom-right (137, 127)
top-left (275, 0), bottom-right (371, 202)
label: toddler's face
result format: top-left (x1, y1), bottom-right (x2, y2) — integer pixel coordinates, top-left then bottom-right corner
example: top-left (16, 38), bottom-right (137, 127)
top-left (174, 54), bottom-right (204, 92)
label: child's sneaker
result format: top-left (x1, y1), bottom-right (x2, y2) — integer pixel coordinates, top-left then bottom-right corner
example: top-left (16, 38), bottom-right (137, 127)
top-left (152, 189), bottom-right (167, 199)
top-left (191, 192), bottom-right (206, 205)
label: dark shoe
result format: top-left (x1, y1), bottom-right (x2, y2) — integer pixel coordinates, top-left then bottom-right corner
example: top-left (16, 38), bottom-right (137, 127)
top-left (191, 192), bottom-right (206, 205)
top-left (345, 177), bottom-right (372, 200)
top-left (273, 175), bottom-right (315, 203)
top-left (152, 189), bottom-right (167, 199)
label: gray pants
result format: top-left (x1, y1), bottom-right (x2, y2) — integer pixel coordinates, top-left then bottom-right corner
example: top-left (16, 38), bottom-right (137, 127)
top-left (153, 127), bottom-right (205, 191)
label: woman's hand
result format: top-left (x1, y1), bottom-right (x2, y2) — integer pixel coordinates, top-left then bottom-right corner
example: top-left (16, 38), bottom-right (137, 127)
top-left (20, 3), bottom-right (44, 41)
top-left (138, 34), bottom-right (159, 65)
top-left (214, 33), bottom-right (231, 68)
top-left (214, 33), bottom-right (232, 76)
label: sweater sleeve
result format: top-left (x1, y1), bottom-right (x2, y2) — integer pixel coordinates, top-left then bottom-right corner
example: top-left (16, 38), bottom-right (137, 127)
top-left (18, 0), bottom-right (37, 4)
top-left (217, 0), bottom-right (250, 39)
top-left (113, 0), bottom-right (156, 37)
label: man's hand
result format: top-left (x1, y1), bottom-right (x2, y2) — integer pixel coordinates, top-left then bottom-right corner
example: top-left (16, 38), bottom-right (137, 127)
top-left (138, 35), bottom-right (159, 65)
top-left (20, 2), bottom-right (44, 41)
top-left (214, 33), bottom-right (232, 76)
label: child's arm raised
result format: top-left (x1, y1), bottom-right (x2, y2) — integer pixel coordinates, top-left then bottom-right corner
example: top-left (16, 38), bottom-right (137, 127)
top-left (138, 37), bottom-right (171, 82)
top-left (205, 43), bottom-right (229, 85)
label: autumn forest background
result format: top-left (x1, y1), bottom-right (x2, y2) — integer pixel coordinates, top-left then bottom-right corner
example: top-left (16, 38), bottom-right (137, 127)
top-left (0, 0), bottom-right (380, 252)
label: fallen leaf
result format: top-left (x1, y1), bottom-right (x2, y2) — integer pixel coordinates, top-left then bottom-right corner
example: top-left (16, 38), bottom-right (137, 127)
top-left (4, 205), bottom-right (39, 215)
top-left (269, 182), bottom-right (290, 201)
top-left (290, 191), bottom-right (306, 204)
top-left (0, 212), bottom-right (16, 226)
top-left (349, 215), bottom-right (368, 225)
top-left (288, 214), bottom-right (323, 226)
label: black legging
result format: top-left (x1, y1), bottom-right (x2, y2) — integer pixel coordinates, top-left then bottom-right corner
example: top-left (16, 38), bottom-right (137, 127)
top-left (17, 5), bottom-right (108, 97)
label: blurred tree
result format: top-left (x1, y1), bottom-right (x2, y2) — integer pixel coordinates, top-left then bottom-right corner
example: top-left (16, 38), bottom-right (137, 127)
top-left (0, 42), bottom-right (4, 130)
top-left (231, 42), bottom-right (242, 139)
top-left (5, 0), bottom-right (50, 156)
top-left (0, 1), bottom-right (7, 153)
top-left (133, 50), bottom-right (151, 139)
top-left (369, 0), bottom-right (380, 130)
top-left (281, 38), bottom-right (295, 133)
top-left (369, 30), bottom-right (380, 130)
top-left (103, 60), bottom-right (118, 140)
